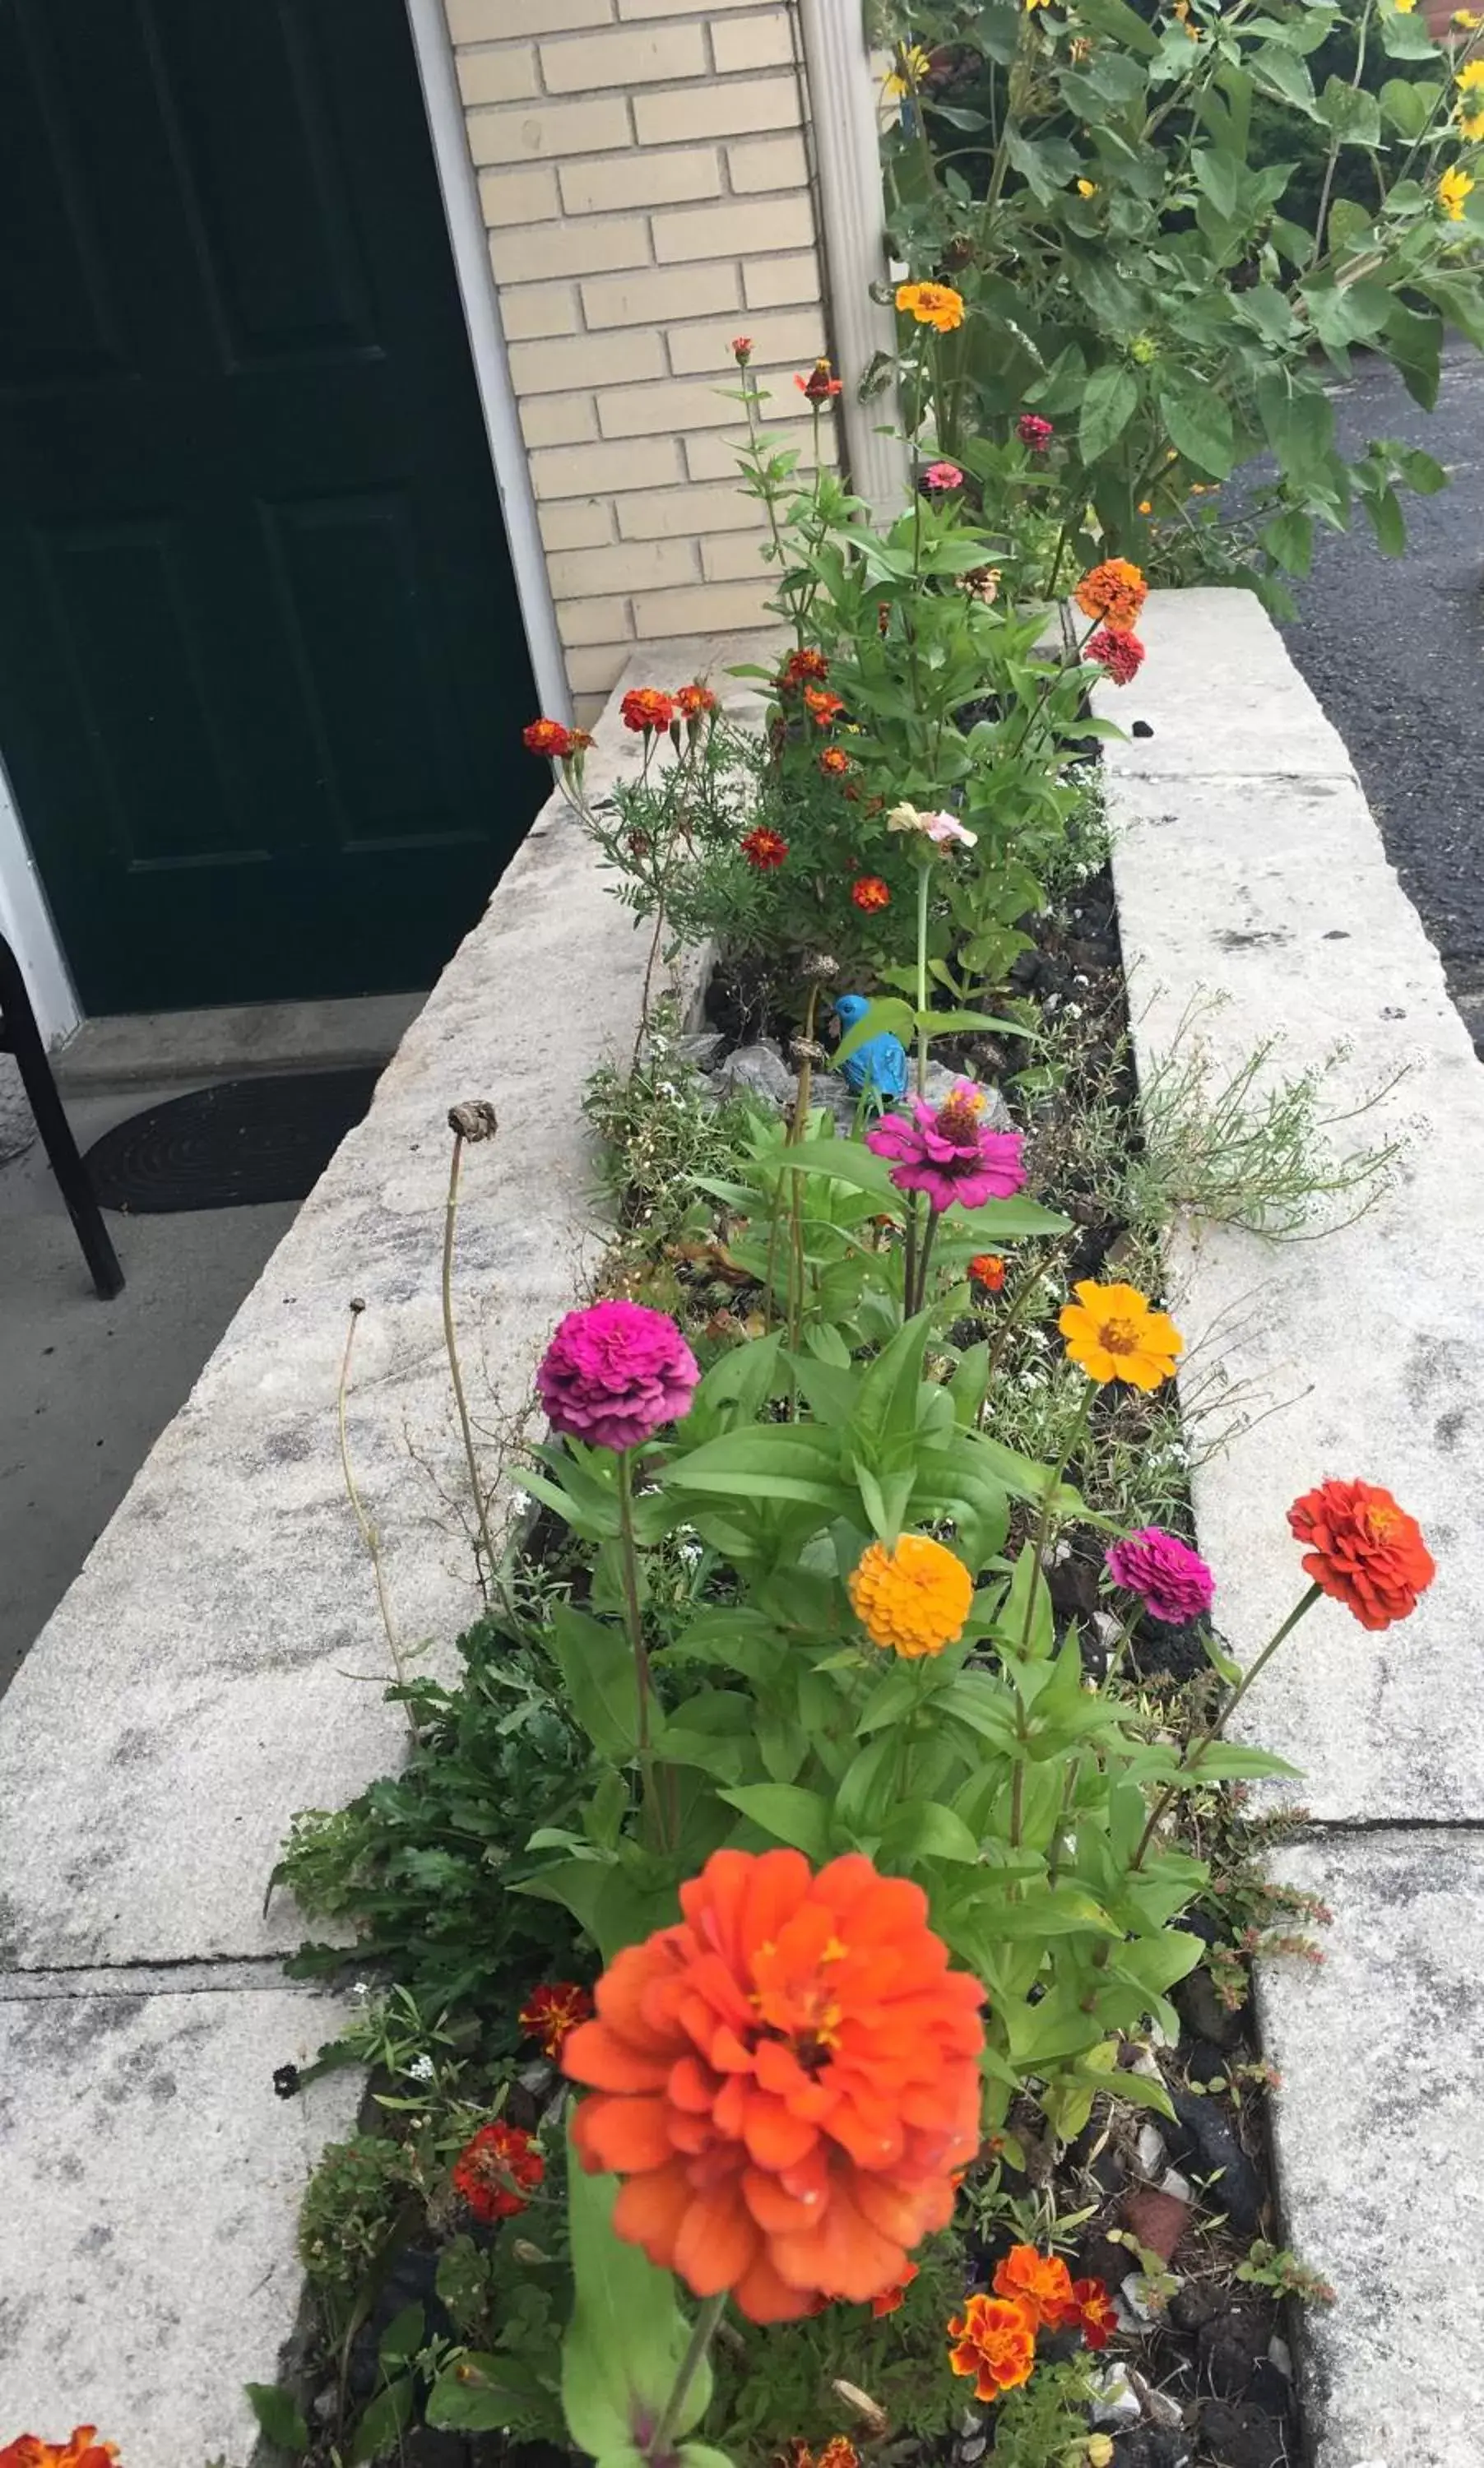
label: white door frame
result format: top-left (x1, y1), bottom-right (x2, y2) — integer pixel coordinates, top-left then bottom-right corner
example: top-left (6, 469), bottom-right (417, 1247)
top-left (405, 0), bottom-right (572, 726)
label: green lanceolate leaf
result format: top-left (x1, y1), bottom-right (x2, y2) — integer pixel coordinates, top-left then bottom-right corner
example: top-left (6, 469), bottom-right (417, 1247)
top-left (426, 2355), bottom-right (552, 2433)
top-left (546, 1603), bottom-right (642, 1763)
top-left (719, 1782), bottom-right (835, 1860)
top-left (562, 2124), bottom-right (713, 2460)
top-left (244, 2387), bottom-right (309, 2455)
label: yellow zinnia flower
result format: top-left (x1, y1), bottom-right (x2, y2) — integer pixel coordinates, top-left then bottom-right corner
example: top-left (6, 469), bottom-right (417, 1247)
top-left (1077, 179), bottom-right (1098, 197)
top-left (895, 280), bottom-right (966, 332)
top-left (1391, 0), bottom-right (1418, 13)
top-left (1458, 57), bottom-right (1484, 87)
top-left (848, 1533), bottom-right (974, 1658)
top-left (1439, 163), bottom-right (1477, 217)
top-left (883, 43), bottom-right (932, 99)
top-left (1059, 1281), bottom-right (1184, 1390)
top-left (1455, 8), bottom-right (1482, 26)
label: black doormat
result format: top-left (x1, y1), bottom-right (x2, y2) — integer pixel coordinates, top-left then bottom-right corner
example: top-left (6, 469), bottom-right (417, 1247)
top-left (83, 1067), bottom-right (382, 1213)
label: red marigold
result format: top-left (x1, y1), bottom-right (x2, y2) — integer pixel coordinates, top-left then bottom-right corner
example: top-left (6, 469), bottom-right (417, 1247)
top-left (947, 2293), bottom-right (1037, 2401)
top-left (1074, 559), bottom-right (1148, 636)
top-left (1071, 2275), bottom-right (1118, 2350)
top-left (563, 1847), bottom-right (985, 2322)
top-left (621, 685), bottom-right (677, 735)
top-left (851, 876), bottom-right (891, 912)
top-left (519, 1980), bottom-right (595, 2059)
top-left (819, 747), bottom-right (851, 777)
top-left (872, 2260), bottom-right (918, 2316)
top-left (523, 717), bottom-right (575, 758)
top-left (452, 2119), bottom-right (545, 2222)
top-left (741, 826), bottom-right (789, 870)
top-left (676, 681), bottom-right (718, 719)
top-left (782, 648), bottom-right (830, 685)
top-left (795, 357), bottom-right (843, 401)
top-left (1287, 1478), bottom-right (1436, 1631)
top-left (1087, 627), bottom-right (1146, 686)
top-left (992, 2243), bottom-right (1078, 2331)
top-left (969, 1253), bottom-right (1005, 1292)
top-left (803, 686), bottom-right (846, 726)
top-left (0, 2440), bottom-right (118, 2468)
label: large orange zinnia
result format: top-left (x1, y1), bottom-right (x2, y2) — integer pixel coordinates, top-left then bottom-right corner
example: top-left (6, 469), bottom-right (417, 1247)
top-left (1287, 1478), bottom-right (1435, 1631)
top-left (563, 1848), bottom-right (985, 2322)
top-left (1, 2438), bottom-right (119, 2468)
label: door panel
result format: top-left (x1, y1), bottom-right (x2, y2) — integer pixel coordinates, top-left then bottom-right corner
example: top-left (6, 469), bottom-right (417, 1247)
top-left (0, 0), bottom-right (545, 1013)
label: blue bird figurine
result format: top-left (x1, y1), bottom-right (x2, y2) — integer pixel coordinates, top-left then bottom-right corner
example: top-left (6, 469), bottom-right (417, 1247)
top-left (832, 993), bottom-right (909, 1104)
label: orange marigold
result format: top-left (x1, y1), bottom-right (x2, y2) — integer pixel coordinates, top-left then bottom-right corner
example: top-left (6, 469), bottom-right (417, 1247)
top-left (1074, 558), bottom-right (1148, 635)
top-left (782, 647), bottom-right (830, 685)
top-left (777, 2442), bottom-right (860, 2468)
top-left (1059, 1279), bottom-right (1182, 1390)
top-left (563, 1847), bottom-right (985, 2322)
top-left (522, 717), bottom-right (575, 759)
top-left (621, 685), bottom-right (677, 735)
top-left (968, 1253), bottom-right (1005, 1292)
top-left (851, 876), bottom-right (891, 912)
top-left (992, 2243), bottom-right (1078, 2331)
top-left (742, 826), bottom-right (789, 870)
top-left (0, 2439), bottom-right (118, 2468)
top-left (819, 746), bottom-right (851, 777)
top-left (1071, 2275), bottom-right (1118, 2349)
top-left (947, 2293), bottom-right (1037, 2401)
top-left (895, 281), bottom-right (966, 333)
top-left (675, 682), bottom-right (718, 719)
top-left (848, 1533), bottom-right (973, 1658)
top-left (451, 2119), bottom-right (545, 2222)
top-left (1287, 1478), bottom-right (1436, 1631)
top-left (804, 686), bottom-right (846, 726)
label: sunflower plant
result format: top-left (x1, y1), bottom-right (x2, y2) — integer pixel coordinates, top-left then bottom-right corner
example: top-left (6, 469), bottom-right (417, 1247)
top-left (879, 0), bottom-right (1484, 606)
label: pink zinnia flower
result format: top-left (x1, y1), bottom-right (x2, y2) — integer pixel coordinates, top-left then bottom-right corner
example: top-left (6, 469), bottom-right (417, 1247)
top-left (1017, 413), bottom-right (1054, 452)
top-left (923, 460), bottom-right (964, 491)
top-left (865, 1083), bottom-right (1026, 1215)
top-left (536, 1299), bottom-right (700, 1452)
top-left (1106, 1528), bottom-right (1214, 1624)
top-left (1087, 627), bottom-right (1146, 687)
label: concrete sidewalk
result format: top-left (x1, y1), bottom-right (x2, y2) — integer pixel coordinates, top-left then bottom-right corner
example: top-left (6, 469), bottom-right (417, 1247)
top-left (1104, 591), bottom-right (1484, 2468)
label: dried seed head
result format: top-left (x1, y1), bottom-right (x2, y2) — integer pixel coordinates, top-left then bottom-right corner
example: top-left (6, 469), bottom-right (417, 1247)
top-left (831, 2382), bottom-right (888, 2436)
top-left (449, 1099), bottom-right (499, 1142)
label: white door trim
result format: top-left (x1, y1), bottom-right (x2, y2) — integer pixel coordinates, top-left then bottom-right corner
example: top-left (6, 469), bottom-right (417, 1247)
top-left (0, 752), bottom-right (79, 1048)
top-left (796, 0), bottom-right (909, 519)
top-left (405, 0), bottom-right (572, 726)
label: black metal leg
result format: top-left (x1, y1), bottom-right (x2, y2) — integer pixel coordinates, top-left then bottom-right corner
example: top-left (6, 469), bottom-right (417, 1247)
top-left (0, 932), bottom-right (123, 1300)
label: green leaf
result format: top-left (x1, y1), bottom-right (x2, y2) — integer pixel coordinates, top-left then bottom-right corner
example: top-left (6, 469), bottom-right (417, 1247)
top-left (379, 2302), bottom-right (424, 2368)
top-left (1079, 362), bottom-right (1139, 465)
top-left (1317, 73), bottom-right (1380, 147)
top-left (720, 1782), bottom-right (835, 1859)
top-left (245, 2387), bottom-right (309, 2455)
top-left (426, 2358), bottom-right (550, 2433)
top-left (1188, 1742), bottom-right (1303, 1781)
top-left (665, 1422), bottom-right (852, 1512)
top-left (517, 1860), bottom-right (678, 1962)
top-left (1256, 374), bottom-right (1333, 481)
top-left (1384, 298), bottom-right (1444, 411)
top-left (776, 1137), bottom-right (902, 1205)
top-left (1394, 443), bottom-right (1447, 497)
top-left (547, 1603), bottom-right (641, 1763)
top-left (879, 1799), bottom-right (982, 1864)
top-left (1250, 42), bottom-right (1318, 115)
top-left (562, 2127), bottom-right (712, 2461)
top-left (346, 2375), bottom-right (415, 2466)
top-left (833, 998), bottom-right (916, 1069)
top-left (1260, 508), bottom-right (1313, 578)
top-left (1378, 5), bottom-right (1440, 57)
top-left (1378, 74), bottom-right (1439, 140)
top-left (1157, 373), bottom-right (1236, 479)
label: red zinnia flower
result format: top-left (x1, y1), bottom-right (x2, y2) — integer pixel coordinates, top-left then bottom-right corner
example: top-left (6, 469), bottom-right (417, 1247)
top-left (452, 2119), bottom-right (545, 2222)
top-left (947, 2294), bottom-right (1037, 2401)
top-left (969, 1253), bottom-right (1005, 1292)
top-left (851, 876), bottom-right (891, 912)
top-left (523, 717), bottom-right (575, 758)
top-left (563, 1847), bottom-right (985, 2322)
top-left (803, 686), bottom-right (846, 726)
top-left (872, 2260), bottom-right (918, 2316)
top-left (621, 686), bottom-right (677, 735)
top-left (992, 2243), bottom-right (1078, 2331)
top-left (1017, 413), bottom-right (1054, 452)
top-left (1287, 1478), bottom-right (1435, 1631)
top-left (1071, 2275), bottom-right (1118, 2350)
top-left (741, 825), bottom-right (789, 870)
top-left (1087, 627), bottom-right (1146, 686)
top-left (0, 2438), bottom-right (119, 2468)
top-left (795, 358), bottom-right (843, 401)
top-left (676, 681), bottom-right (717, 719)
top-left (731, 336), bottom-right (754, 364)
top-left (781, 648), bottom-right (830, 685)
top-left (819, 747), bottom-right (851, 777)
top-left (519, 1980), bottom-right (596, 2059)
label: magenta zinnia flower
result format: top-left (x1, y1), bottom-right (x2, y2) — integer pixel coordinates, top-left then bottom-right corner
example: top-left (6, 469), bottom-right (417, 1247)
top-left (923, 459), bottom-right (965, 491)
top-left (1106, 1528), bottom-right (1214, 1624)
top-left (536, 1299), bottom-right (700, 1452)
top-left (1017, 413), bottom-right (1054, 452)
top-left (865, 1083), bottom-right (1026, 1214)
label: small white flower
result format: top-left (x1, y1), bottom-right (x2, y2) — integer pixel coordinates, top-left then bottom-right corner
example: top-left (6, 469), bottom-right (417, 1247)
top-left (406, 2054), bottom-right (435, 2082)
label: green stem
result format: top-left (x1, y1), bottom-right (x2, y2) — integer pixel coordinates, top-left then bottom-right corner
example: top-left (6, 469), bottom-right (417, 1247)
top-left (617, 1451), bottom-right (670, 1847)
top-left (649, 2292), bottom-right (728, 2465)
top-left (913, 1205), bottom-right (941, 1318)
top-left (915, 859), bottom-right (932, 1101)
top-left (1132, 1581), bottom-right (1324, 1867)
top-left (1017, 1383), bottom-right (1093, 1658)
top-left (443, 1132), bottom-right (499, 1598)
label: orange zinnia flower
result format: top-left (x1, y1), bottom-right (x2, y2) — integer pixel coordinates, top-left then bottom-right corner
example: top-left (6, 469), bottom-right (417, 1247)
top-left (563, 1847), bottom-right (985, 2322)
top-left (1059, 1280), bottom-right (1182, 1390)
top-left (1074, 558), bottom-right (1148, 635)
top-left (519, 1979), bottom-right (595, 2059)
top-left (947, 2293), bottom-right (1037, 2401)
top-left (1287, 1478), bottom-right (1435, 1631)
top-left (621, 686), bottom-right (676, 735)
top-left (819, 746), bottom-right (851, 777)
top-left (848, 1534), bottom-right (973, 1658)
top-left (895, 281), bottom-right (966, 333)
top-left (0, 2439), bottom-right (118, 2468)
top-left (992, 2243), bottom-right (1078, 2330)
top-left (804, 686), bottom-right (846, 726)
top-left (796, 358), bottom-right (844, 401)
top-left (872, 2260), bottom-right (918, 2315)
top-left (969, 1253), bottom-right (1005, 1292)
top-left (851, 876), bottom-right (891, 912)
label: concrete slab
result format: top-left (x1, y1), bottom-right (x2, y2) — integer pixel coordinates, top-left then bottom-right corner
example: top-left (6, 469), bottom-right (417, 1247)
top-left (55, 991), bottom-right (427, 1089)
top-left (0, 1973), bottom-right (356, 2461)
top-left (1104, 600), bottom-right (1484, 1823)
top-left (0, 1081), bottom-right (295, 1699)
top-left (1257, 1835), bottom-right (1484, 2468)
top-left (1110, 584), bottom-right (1357, 779)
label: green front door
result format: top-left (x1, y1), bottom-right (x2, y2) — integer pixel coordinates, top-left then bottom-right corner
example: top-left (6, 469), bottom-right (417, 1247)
top-left (0, 0), bottom-right (548, 1013)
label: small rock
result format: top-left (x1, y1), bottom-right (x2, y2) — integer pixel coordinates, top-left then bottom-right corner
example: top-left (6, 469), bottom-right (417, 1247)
top-left (959, 2441), bottom-right (986, 2464)
top-left (1089, 2365), bottom-right (1143, 2428)
top-left (1164, 2085), bottom-right (1263, 2232)
top-left (1197, 2305), bottom-right (1270, 2399)
top-left (921, 1060), bottom-right (1013, 1129)
top-left (1135, 2122), bottom-right (1166, 2177)
top-left (1267, 2335), bottom-right (1292, 2380)
top-left (1158, 2167), bottom-right (1194, 2205)
top-left (1121, 2185), bottom-right (1191, 2266)
top-left (672, 1028), bottom-right (727, 1072)
top-left (811, 1070), bottom-right (870, 1135)
top-left (1167, 2281), bottom-right (1222, 2336)
top-left (1196, 2399), bottom-right (1287, 2468)
top-left (1174, 1965), bottom-right (1245, 2050)
top-left (1138, 2382), bottom-right (1185, 2433)
top-left (711, 1041), bottom-right (795, 1109)
top-left (1111, 2434), bottom-right (1193, 2468)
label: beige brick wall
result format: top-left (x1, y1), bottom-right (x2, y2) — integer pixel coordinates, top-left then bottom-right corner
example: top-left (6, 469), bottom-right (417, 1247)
top-left (443, 0), bottom-right (834, 724)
